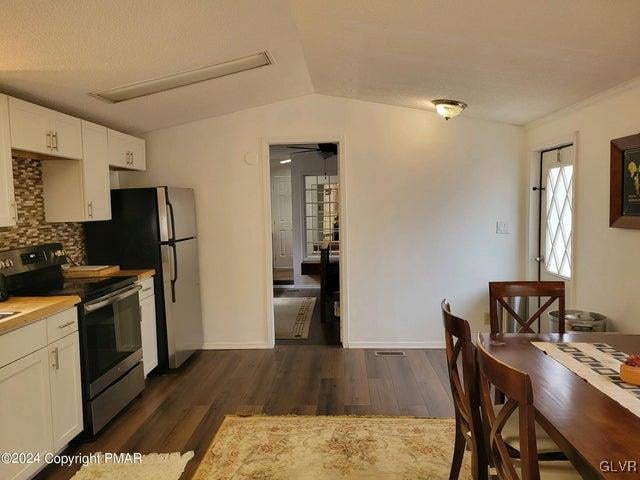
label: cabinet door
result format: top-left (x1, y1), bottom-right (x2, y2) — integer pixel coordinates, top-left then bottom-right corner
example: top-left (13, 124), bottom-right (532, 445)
top-left (8, 97), bottom-right (51, 155)
top-left (129, 136), bottom-right (146, 171)
top-left (50, 111), bottom-right (82, 160)
top-left (0, 348), bottom-right (53, 480)
top-left (140, 295), bottom-right (158, 377)
top-left (81, 121), bottom-right (111, 221)
top-left (48, 333), bottom-right (83, 451)
top-left (0, 95), bottom-right (16, 226)
top-left (107, 128), bottom-right (130, 168)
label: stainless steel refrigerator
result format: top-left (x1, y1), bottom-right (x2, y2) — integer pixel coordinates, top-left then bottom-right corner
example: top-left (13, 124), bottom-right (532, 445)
top-left (85, 187), bottom-right (204, 371)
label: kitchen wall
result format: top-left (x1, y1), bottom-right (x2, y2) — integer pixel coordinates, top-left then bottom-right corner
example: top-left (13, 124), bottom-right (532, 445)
top-left (120, 94), bottom-right (524, 348)
top-left (526, 78), bottom-right (640, 333)
top-left (0, 157), bottom-right (85, 263)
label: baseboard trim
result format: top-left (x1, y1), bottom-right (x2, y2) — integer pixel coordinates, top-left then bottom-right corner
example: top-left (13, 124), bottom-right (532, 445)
top-left (202, 342), bottom-right (273, 350)
top-left (347, 341), bottom-right (445, 349)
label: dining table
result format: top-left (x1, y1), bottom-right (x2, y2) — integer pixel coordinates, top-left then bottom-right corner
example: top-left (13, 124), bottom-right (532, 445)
top-left (480, 332), bottom-right (640, 480)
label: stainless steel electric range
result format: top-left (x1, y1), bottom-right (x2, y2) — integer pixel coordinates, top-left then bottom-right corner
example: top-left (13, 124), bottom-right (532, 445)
top-left (1, 242), bottom-right (144, 436)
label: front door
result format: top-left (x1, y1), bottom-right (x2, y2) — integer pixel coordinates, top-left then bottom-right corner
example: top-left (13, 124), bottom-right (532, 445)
top-left (537, 144), bottom-right (575, 310)
top-left (271, 176), bottom-right (293, 269)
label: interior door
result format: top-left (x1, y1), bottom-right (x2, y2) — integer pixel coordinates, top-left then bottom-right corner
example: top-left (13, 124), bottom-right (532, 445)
top-left (537, 145), bottom-right (574, 315)
top-left (271, 175), bottom-right (293, 268)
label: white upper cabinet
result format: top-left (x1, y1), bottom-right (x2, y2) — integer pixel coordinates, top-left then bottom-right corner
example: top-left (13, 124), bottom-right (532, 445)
top-left (108, 128), bottom-right (146, 171)
top-left (0, 95), bottom-right (17, 227)
top-left (81, 121), bottom-right (111, 221)
top-left (41, 121), bottom-right (112, 222)
top-left (9, 97), bottom-right (82, 160)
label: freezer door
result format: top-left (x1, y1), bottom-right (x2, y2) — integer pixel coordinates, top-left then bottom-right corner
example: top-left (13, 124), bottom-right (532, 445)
top-left (165, 187), bottom-right (197, 241)
top-left (161, 239), bottom-right (203, 368)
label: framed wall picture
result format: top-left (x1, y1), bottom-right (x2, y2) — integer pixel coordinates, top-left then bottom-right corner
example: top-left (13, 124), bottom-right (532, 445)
top-left (610, 133), bottom-right (640, 229)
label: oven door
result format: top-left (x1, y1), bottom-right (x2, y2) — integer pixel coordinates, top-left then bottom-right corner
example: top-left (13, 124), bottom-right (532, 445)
top-left (82, 284), bottom-right (142, 398)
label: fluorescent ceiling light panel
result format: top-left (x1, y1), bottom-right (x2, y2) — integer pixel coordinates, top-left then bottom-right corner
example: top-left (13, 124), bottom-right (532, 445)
top-left (280, 159), bottom-right (292, 164)
top-left (91, 52), bottom-right (272, 103)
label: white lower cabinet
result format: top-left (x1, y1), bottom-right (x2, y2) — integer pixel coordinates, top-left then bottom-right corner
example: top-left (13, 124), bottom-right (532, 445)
top-left (139, 277), bottom-right (158, 377)
top-left (0, 307), bottom-right (83, 480)
top-left (48, 333), bottom-right (83, 451)
top-left (0, 348), bottom-right (52, 480)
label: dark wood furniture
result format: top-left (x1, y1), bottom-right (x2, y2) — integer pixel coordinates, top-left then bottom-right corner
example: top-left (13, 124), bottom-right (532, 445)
top-left (477, 338), bottom-right (579, 480)
top-left (301, 258), bottom-right (338, 276)
top-left (319, 245), bottom-right (339, 324)
top-left (480, 333), bottom-right (640, 479)
top-left (441, 301), bottom-right (488, 480)
top-left (610, 132), bottom-right (640, 229)
top-left (489, 281), bottom-right (565, 334)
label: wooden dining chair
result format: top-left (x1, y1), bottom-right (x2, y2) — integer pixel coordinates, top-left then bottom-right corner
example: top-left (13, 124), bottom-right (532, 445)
top-left (489, 282), bottom-right (565, 335)
top-left (441, 300), bottom-right (488, 480)
top-left (476, 339), bottom-right (580, 480)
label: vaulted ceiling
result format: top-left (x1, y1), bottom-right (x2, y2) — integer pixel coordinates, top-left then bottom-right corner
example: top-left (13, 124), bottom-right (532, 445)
top-left (2, 0), bottom-right (640, 132)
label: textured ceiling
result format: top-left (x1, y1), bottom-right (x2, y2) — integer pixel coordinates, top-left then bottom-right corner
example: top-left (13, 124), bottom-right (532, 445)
top-left (1, 1), bottom-right (640, 132)
top-left (291, 0), bottom-right (640, 125)
top-left (0, 0), bottom-right (313, 132)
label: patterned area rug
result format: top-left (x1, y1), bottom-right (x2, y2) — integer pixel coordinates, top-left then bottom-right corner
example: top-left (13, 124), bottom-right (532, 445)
top-left (273, 297), bottom-right (316, 339)
top-left (193, 415), bottom-right (471, 479)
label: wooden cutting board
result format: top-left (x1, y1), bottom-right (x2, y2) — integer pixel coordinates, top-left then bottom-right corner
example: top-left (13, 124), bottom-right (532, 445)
top-left (63, 265), bottom-right (120, 278)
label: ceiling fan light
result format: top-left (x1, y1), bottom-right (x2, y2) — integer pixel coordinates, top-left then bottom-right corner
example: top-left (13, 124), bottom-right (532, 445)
top-left (432, 99), bottom-right (467, 120)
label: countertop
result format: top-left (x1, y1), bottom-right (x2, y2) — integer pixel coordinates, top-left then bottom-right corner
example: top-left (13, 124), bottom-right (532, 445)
top-left (106, 269), bottom-right (156, 281)
top-left (0, 295), bottom-right (81, 335)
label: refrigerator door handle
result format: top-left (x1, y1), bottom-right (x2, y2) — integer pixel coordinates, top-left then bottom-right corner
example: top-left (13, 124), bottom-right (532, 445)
top-left (170, 241), bottom-right (178, 303)
top-left (167, 197), bottom-right (177, 241)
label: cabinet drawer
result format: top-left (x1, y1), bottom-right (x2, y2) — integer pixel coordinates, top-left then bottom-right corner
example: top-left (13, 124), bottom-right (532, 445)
top-left (138, 277), bottom-right (155, 300)
top-left (0, 319), bottom-right (47, 368)
top-left (46, 308), bottom-right (78, 344)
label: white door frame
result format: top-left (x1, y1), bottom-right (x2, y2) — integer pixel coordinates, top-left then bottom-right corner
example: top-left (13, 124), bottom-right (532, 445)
top-left (525, 131), bottom-right (580, 307)
top-left (260, 136), bottom-right (350, 348)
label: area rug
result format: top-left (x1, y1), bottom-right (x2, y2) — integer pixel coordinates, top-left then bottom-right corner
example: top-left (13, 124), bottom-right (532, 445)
top-left (192, 415), bottom-right (471, 479)
top-left (273, 297), bottom-right (316, 339)
top-left (70, 451), bottom-right (193, 479)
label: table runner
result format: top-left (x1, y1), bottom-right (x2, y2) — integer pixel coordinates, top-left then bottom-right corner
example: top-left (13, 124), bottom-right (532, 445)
top-left (531, 342), bottom-right (640, 417)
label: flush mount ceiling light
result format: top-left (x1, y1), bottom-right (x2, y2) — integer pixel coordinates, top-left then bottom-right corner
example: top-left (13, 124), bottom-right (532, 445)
top-left (91, 52), bottom-right (272, 103)
top-left (431, 99), bottom-right (467, 120)
top-left (279, 159), bottom-right (291, 164)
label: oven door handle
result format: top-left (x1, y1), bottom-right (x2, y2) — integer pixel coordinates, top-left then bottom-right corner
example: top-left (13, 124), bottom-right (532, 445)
top-left (83, 285), bottom-right (142, 313)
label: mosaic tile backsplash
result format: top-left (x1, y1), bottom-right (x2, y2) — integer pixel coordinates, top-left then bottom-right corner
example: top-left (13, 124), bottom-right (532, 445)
top-left (0, 157), bottom-right (86, 263)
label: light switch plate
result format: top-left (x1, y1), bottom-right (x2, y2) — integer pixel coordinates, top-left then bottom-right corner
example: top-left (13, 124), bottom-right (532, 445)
top-left (496, 221), bottom-right (509, 234)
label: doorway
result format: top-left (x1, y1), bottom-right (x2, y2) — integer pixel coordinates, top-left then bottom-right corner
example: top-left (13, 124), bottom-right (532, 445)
top-left (528, 143), bottom-right (575, 331)
top-left (268, 143), bottom-right (342, 346)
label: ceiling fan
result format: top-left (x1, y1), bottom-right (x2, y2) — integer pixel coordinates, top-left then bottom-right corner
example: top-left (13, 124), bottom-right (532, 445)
top-left (286, 143), bottom-right (337, 158)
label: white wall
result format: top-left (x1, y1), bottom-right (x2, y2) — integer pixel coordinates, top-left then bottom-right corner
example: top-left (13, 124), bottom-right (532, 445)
top-left (526, 79), bottom-right (640, 333)
top-left (120, 94), bottom-right (524, 348)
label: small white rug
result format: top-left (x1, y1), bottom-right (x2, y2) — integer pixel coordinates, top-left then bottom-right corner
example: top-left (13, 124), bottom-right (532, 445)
top-left (70, 451), bottom-right (193, 480)
top-left (274, 296), bottom-right (316, 339)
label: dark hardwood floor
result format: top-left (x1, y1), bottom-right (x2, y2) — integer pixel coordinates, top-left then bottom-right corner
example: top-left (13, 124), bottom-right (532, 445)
top-left (274, 287), bottom-right (341, 346)
top-left (37, 346), bottom-right (453, 479)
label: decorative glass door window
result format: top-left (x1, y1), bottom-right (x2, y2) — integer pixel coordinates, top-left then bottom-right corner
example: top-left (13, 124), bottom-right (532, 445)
top-left (304, 175), bottom-right (339, 257)
top-left (545, 165), bottom-right (573, 278)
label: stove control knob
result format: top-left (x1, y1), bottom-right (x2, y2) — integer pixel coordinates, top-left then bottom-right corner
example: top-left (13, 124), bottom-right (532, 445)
top-left (0, 261), bottom-right (6, 269)
top-left (6, 259), bottom-right (13, 267)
